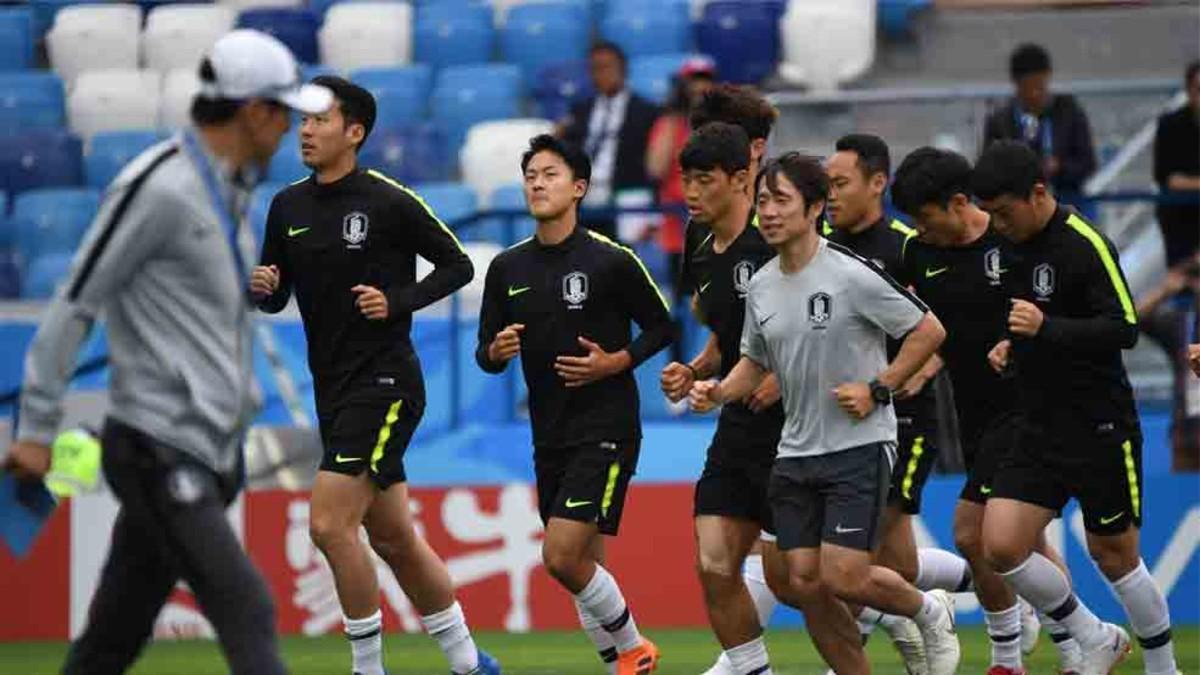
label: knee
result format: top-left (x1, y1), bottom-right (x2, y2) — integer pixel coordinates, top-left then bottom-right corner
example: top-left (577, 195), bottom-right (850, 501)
top-left (1087, 540), bottom-right (1139, 580)
top-left (954, 521), bottom-right (983, 562)
top-left (819, 563), bottom-right (861, 601)
top-left (696, 550), bottom-right (741, 592)
top-left (366, 523), bottom-right (418, 565)
top-left (785, 566), bottom-right (824, 602)
top-left (982, 535), bottom-right (1026, 574)
top-left (309, 513), bottom-right (358, 554)
top-left (542, 543), bottom-right (588, 587)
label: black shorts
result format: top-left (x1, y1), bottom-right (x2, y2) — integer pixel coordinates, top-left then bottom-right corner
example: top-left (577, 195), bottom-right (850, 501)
top-left (769, 442), bottom-right (893, 552)
top-left (534, 440), bottom-right (640, 536)
top-left (992, 421), bottom-right (1144, 535)
top-left (317, 395), bottom-right (423, 490)
top-left (694, 454), bottom-right (776, 535)
top-left (959, 413), bottom-right (1019, 504)
top-left (888, 416), bottom-right (939, 514)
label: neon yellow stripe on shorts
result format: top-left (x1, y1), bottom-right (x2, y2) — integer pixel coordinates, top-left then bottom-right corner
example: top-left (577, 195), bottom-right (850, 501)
top-left (600, 461), bottom-right (621, 518)
top-left (1123, 439), bottom-right (1140, 519)
top-left (370, 400), bottom-right (404, 473)
top-left (901, 435), bottom-right (925, 501)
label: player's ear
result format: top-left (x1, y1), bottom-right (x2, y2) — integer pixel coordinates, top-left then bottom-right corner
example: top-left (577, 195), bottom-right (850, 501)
top-left (572, 177), bottom-right (588, 200)
top-left (870, 171), bottom-right (888, 196)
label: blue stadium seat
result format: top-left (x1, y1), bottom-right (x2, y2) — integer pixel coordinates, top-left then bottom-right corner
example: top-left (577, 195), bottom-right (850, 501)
top-left (351, 65), bottom-right (432, 129)
top-left (601, 3), bottom-right (691, 57)
top-left (628, 54), bottom-right (690, 105)
top-left (359, 123), bottom-right (451, 185)
top-left (247, 182), bottom-right (286, 246)
top-left (488, 184), bottom-right (535, 245)
top-left (29, 0), bottom-right (105, 38)
top-left (633, 348), bottom-right (673, 419)
top-left (22, 252), bottom-right (73, 299)
top-left (0, 246), bottom-right (19, 298)
top-left (85, 130), bottom-right (163, 190)
top-left (414, 2), bottom-right (494, 70)
top-left (267, 129), bottom-right (308, 184)
top-left (0, 72), bottom-right (66, 133)
top-left (0, 7), bottom-right (34, 71)
top-left (879, 0), bottom-right (931, 39)
top-left (431, 64), bottom-right (522, 152)
top-left (696, 1), bottom-right (780, 84)
top-left (533, 60), bottom-right (593, 121)
top-left (0, 131), bottom-right (83, 197)
top-left (237, 8), bottom-right (320, 65)
top-left (300, 64), bottom-right (336, 83)
top-left (14, 187), bottom-right (101, 260)
top-left (411, 182), bottom-right (477, 232)
top-left (501, 3), bottom-right (589, 89)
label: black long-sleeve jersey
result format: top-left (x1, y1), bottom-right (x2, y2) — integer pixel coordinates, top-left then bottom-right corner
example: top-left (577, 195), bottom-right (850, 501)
top-left (1006, 206), bottom-right (1139, 429)
top-left (257, 168), bottom-right (473, 409)
top-left (476, 227), bottom-right (673, 448)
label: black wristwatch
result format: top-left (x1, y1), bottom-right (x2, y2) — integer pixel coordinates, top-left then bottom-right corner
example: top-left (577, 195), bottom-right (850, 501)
top-left (868, 379), bottom-right (892, 406)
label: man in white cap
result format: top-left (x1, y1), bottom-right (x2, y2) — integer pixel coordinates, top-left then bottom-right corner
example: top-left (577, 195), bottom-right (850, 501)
top-left (3, 30), bottom-right (332, 674)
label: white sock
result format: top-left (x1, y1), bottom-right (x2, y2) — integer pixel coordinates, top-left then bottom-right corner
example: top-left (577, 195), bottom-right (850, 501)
top-left (912, 592), bottom-right (948, 630)
top-left (344, 610), bottom-right (384, 675)
top-left (1041, 613), bottom-right (1083, 670)
top-left (726, 636), bottom-right (772, 675)
top-left (575, 565), bottom-right (642, 653)
top-left (743, 554), bottom-right (779, 628)
top-left (420, 601), bottom-right (479, 674)
top-left (1112, 560), bottom-right (1176, 675)
top-left (856, 607), bottom-right (882, 640)
top-left (984, 603), bottom-right (1023, 669)
top-left (916, 547), bottom-right (973, 592)
top-left (709, 652), bottom-right (736, 675)
top-left (575, 598), bottom-right (618, 674)
top-left (999, 553), bottom-right (1106, 650)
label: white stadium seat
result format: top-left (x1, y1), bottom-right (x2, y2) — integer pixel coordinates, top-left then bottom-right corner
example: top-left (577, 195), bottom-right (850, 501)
top-left (217, 0), bottom-right (302, 9)
top-left (319, 2), bottom-right (413, 71)
top-left (160, 68), bottom-right (202, 131)
top-left (143, 4), bottom-right (237, 73)
top-left (68, 69), bottom-right (162, 139)
top-left (459, 118), bottom-right (555, 206)
top-left (46, 4), bottom-right (143, 85)
top-left (777, 0), bottom-right (875, 91)
top-left (416, 241), bottom-right (502, 316)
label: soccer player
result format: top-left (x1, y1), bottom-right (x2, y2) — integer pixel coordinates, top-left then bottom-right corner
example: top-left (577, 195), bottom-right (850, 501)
top-left (3, 30), bottom-right (321, 674)
top-left (891, 146), bottom-right (1090, 674)
top-left (974, 140), bottom-right (1178, 675)
top-left (476, 135), bottom-right (672, 674)
top-left (690, 153), bottom-right (962, 675)
top-left (251, 77), bottom-right (498, 675)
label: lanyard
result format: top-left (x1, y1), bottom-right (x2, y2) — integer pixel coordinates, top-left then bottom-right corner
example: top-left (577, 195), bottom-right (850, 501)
top-left (1014, 106), bottom-right (1053, 157)
top-left (180, 130), bottom-right (250, 297)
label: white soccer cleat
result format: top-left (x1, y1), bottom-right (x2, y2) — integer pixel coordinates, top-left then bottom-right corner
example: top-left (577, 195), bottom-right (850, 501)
top-left (1077, 623), bottom-right (1130, 675)
top-left (918, 590), bottom-right (961, 675)
top-left (1019, 597), bottom-right (1041, 655)
top-left (881, 616), bottom-right (929, 675)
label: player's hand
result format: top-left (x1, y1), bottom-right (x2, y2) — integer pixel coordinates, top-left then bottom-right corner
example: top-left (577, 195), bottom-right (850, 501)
top-left (351, 285), bottom-right (389, 320)
top-left (660, 362), bottom-right (695, 402)
top-left (1008, 299), bottom-right (1044, 337)
top-left (555, 337), bottom-right (630, 388)
top-left (744, 373), bottom-right (780, 413)
top-left (688, 379), bottom-right (721, 414)
top-left (833, 382), bottom-right (874, 420)
top-left (1189, 343), bottom-right (1200, 378)
top-left (3, 440), bottom-right (52, 482)
top-left (894, 371), bottom-right (930, 400)
top-left (250, 265), bottom-right (279, 300)
top-left (488, 324), bottom-right (525, 364)
top-left (988, 339), bottom-right (1012, 373)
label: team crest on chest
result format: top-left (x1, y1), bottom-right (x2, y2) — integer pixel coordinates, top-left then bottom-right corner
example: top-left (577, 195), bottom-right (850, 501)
top-left (1032, 263), bottom-right (1055, 300)
top-left (343, 211), bottom-right (369, 248)
top-left (563, 271), bottom-right (589, 307)
top-left (807, 292), bottom-right (832, 328)
top-left (984, 247), bottom-right (1004, 285)
top-left (733, 260), bottom-right (755, 296)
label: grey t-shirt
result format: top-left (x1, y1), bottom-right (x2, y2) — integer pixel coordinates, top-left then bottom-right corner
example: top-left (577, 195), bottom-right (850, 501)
top-left (740, 238), bottom-right (928, 459)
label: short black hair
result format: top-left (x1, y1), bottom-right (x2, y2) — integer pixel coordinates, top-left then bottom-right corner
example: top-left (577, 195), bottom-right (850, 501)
top-left (1186, 60), bottom-right (1200, 86)
top-left (190, 58), bottom-right (244, 125)
top-left (834, 133), bottom-right (890, 180)
top-left (590, 40), bottom-right (627, 72)
top-left (689, 83), bottom-right (778, 142)
top-left (679, 122), bottom-right (751, 176)
top-left (315, 75), bottom-right (377, 150)
top-left (972, 140), bottom-right (1044, 201)
top-left (1010, 43), bottom-right (1052, 81)
top-left (521, 134), bottom-right (592, 182)
top-left (757, 152), bottom-right (829, 210)
top-left (891, 147), bottom-right (973, 217)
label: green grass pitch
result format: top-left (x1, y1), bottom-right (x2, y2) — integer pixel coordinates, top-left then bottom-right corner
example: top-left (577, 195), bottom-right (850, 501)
top-left (1, 627), bottom-right (1196, 674)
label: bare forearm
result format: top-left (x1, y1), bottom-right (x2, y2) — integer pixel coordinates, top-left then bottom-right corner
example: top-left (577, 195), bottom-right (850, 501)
top-left (714, 357), bottom-right (767, 403)
top-left (1167, 174), bottom-right (1200, 191)
top-left (689, 332), bottom-right (721, 379)
top-left (878, 313), bottom-right (945, 390)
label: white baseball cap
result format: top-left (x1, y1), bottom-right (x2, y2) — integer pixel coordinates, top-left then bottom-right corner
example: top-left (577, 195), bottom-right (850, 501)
top-left (199, 29), bottom-right (332, 114)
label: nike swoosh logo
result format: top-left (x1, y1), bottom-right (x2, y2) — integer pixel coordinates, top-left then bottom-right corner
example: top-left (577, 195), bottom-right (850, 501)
top-left (334, 454), bottom-right (362, 464)
top-left (979, 486), bottom-right (993, 495)
top-left (564, 499), bottom-right (592, 508)
top-left (698, 281), bottom-right (712, 294)
top-left (1100, 512), bottom-right (1125, 525)
top-left (758, 313), bottom-right (776, 327)
top-left (925, 267), bottom-right (949, 278)
top-left (507, 286), bottom-right (531, 298)
top-left (287, 226), bottom-right (310, 237)
top-left (834, 524), bottom-right (863, 534)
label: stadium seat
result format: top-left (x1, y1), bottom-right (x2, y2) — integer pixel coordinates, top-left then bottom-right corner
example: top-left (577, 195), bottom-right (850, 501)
top-left (217, 0), bottom-right (303, 9)
top-left (350, 65), bottom-right (432, 129)
top-left (0, 246), bottom-right (19, 298)
top-left (600, 4), bottom-right (691, 58)
top-left (879, 0), bottom-right (931, 39)
top-left (46, 4), bottom-right (143, 85)
top-left (532, 60), bottom-right (592, 121)
top-left (236, 8), bottom-right (319, 64)
top-left (68, 70), bottom-right (162, 140)
top-left (247, 181), bottom-right (286, 245)
top-left (500, 3), bottom-right (589, 88)
top-left (267, 129), bottom-right (308, 183)
top-left (300, 63), bottom-right (337, 83)
top-left (413, 2), bottom-right (494, 70)
top-left (29, 0), bottom-right (107, 38)
top-left (22, 252), bottom-right (74, 299)
top-left (0, 131), bottom-right (83, 196)
top-left (778, 0), bottom-right (875, 90)
top-left (466, 183), bottom-right (534, 245)
top-left (628, 54), bottom-right (690, 105)
top-left (319, 2), bottom-right (413, 71)
top-left (85, 130), bottom-right (164, 190)
top-left (459, 118), bottom-right (554, 205)
top-left (143, 4), bottom-right (236, 74)
top-left (411, 182), bottom-right (477, 233)
top-left (695, 1), bottom-right (780, 84)
top-left (14, 187), bottom-right (101, 260)
top-left (414, 239), bottom-right (499, 311)
top-left (0, 7), bottom-right (35, 71)
top-left (633, 348), bottom-right (673, 419)
top-left (159, 68), bottom-right (200, 131)
top-left (0, 72), bottom-right (67, 133)
top-left (359, 123), bottom-right (451, 186)
top-left (430, 64), bottom-right (522, 153)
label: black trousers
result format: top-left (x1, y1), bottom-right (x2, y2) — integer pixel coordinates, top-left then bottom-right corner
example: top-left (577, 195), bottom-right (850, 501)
top-left (63, 420), bottom-right (285, 675)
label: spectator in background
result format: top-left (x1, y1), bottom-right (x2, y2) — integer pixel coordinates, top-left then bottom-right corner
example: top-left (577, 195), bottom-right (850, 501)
top-left (983, 44), bottom-right (1096, 199)
top-left (645, 56), bottom-right (716, 365)
top-left (559, 41), bottom-right (660, 241)
top-left (1153, 60), bottom-right (1200, 268)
